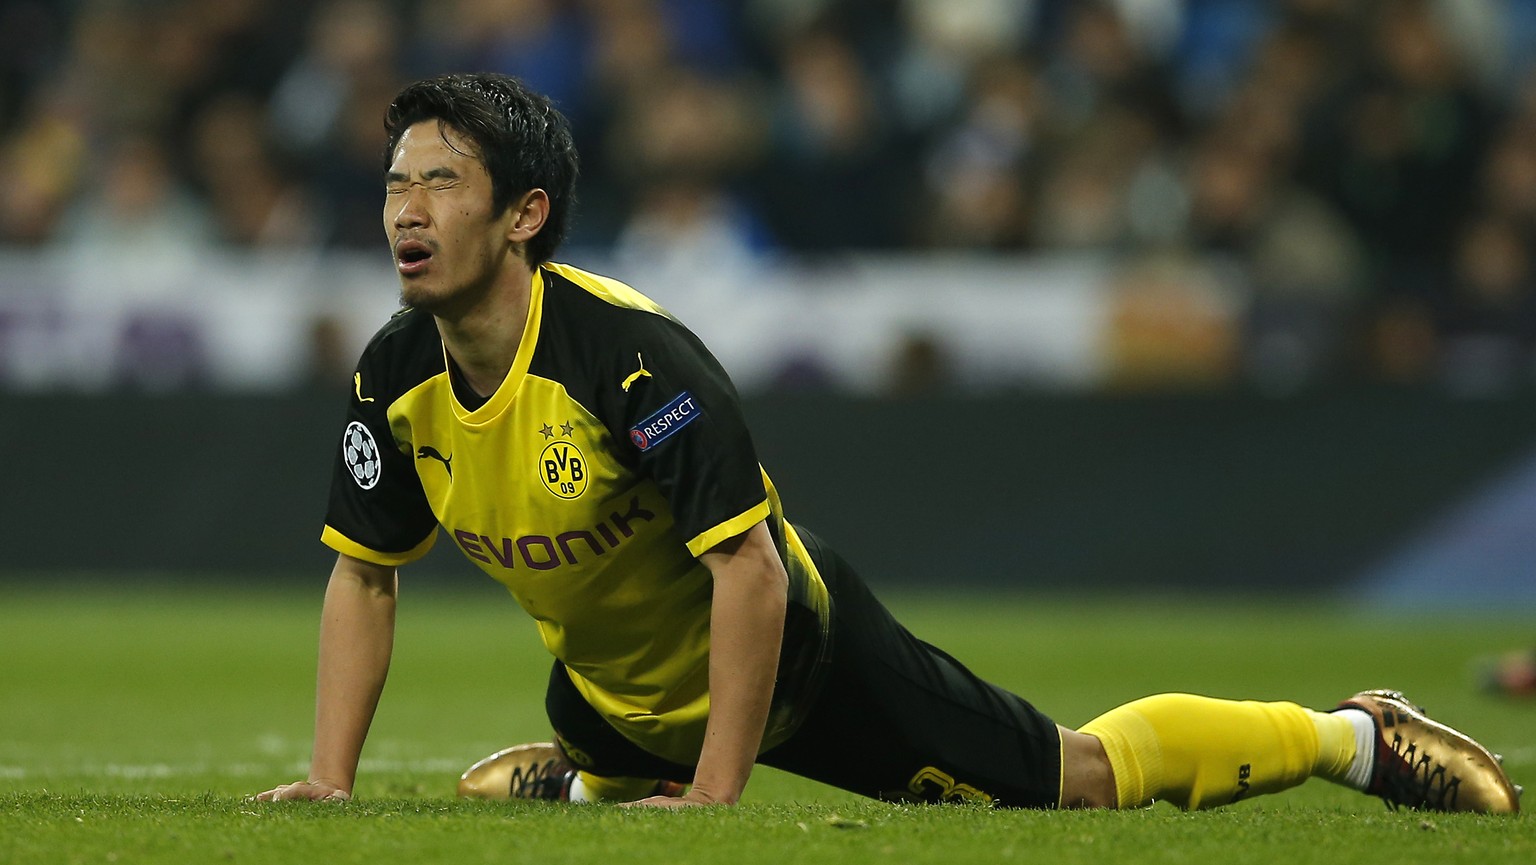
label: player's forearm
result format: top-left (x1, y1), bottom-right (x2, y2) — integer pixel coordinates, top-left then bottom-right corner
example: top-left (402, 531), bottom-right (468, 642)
top-left (693, 523), bottom-right (788, 805)
top-left (309, 556), bottom-right (398, 794)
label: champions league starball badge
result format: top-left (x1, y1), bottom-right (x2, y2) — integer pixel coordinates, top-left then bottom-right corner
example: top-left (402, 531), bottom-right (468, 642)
top-left (344, 421), bottom-right (382, 490)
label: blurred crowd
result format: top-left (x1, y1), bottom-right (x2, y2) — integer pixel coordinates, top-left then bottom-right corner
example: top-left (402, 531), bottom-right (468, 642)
top-left (5, 0), bottom-right (1536, 391)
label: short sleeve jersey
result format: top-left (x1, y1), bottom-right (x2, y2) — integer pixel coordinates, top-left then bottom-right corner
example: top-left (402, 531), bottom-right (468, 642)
top-left (323, 263), bottom-right (831, 764)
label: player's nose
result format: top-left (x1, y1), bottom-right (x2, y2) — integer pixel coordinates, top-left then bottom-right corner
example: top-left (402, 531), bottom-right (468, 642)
top-left (389, 189), bottom-right (430, 231)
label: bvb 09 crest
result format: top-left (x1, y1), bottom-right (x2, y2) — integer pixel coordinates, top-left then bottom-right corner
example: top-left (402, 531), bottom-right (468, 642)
top-left (540, 439), bottom-right (588, 499)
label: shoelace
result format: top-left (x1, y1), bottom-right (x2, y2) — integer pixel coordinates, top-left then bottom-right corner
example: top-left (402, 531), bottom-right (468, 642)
top-left (1375, 731), bottom-right (1461, 811)
top-left (507, 757), bottom-right (572, 800)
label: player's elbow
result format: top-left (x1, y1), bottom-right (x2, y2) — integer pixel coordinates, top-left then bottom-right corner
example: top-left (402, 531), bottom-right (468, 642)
top-left (331, 554), bottom-right (399, 599)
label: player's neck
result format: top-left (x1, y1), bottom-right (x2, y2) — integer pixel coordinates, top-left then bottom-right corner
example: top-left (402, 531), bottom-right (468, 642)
top-left (434, 262), bottom-right (535, 399)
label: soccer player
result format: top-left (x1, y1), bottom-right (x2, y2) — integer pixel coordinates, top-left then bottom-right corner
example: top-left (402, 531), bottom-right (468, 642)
top-left (256, 73), bottom-right (1521, 814)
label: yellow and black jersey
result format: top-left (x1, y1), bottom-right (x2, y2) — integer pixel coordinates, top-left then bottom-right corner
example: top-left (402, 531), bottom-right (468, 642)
top-left (322, 262), bottom-right (831, 764)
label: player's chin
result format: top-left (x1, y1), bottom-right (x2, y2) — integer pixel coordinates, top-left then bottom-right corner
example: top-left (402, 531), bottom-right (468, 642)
top-left (398, 279), bottom-right (445, 311)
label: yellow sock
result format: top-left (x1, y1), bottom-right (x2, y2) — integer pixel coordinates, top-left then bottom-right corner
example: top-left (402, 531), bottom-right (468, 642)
top-left (571, 771), bottom-right (658, 803)
top-left (1079, 694), bottom-right (1357, 810)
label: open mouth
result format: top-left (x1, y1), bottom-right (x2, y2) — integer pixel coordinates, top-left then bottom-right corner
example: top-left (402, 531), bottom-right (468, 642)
top-left (395, 239), bottom-right (435, 275)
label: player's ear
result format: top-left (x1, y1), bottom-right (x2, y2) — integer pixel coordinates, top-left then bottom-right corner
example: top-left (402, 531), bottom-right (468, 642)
top-left (507, 189), bottom-right (550, 246)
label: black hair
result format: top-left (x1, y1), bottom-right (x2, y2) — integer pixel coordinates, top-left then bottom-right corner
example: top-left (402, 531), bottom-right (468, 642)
top-left (384, 73), bottom-right (579, 265)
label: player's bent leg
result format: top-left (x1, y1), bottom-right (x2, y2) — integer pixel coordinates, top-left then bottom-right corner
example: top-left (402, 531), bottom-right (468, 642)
top-left (570, 771), bottom-right (687, 803)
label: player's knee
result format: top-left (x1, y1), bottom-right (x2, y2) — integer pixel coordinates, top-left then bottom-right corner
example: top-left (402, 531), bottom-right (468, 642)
top-left (1057, 727), bottom-right (1117, 809)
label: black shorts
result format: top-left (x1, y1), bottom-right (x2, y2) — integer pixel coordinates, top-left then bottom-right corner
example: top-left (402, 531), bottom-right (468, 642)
top-left (544, 528), bottom-right (1063, 808)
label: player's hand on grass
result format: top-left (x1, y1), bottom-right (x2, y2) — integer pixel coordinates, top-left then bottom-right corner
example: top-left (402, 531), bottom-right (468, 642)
top-left (620, 788), bottom-right (726, 809)
top-left (253, 780), bottom-right (352, 802)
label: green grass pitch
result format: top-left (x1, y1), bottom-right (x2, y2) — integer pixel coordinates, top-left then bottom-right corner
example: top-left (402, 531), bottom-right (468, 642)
top-left (2, 581), bottom-right (1532, 863)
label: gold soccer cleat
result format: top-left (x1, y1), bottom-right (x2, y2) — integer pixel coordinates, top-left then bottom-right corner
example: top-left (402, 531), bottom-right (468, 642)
top-left (458, 742), bottom-right (575, 801)
top-left (457, 742), bottom-right (691, 802)
top-left (1339, 690), bottom-right (1522, 814)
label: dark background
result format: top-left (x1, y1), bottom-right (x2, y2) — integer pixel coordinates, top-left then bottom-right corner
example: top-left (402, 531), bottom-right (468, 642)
top-left (4, 389), bottom-right (1532, 592)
